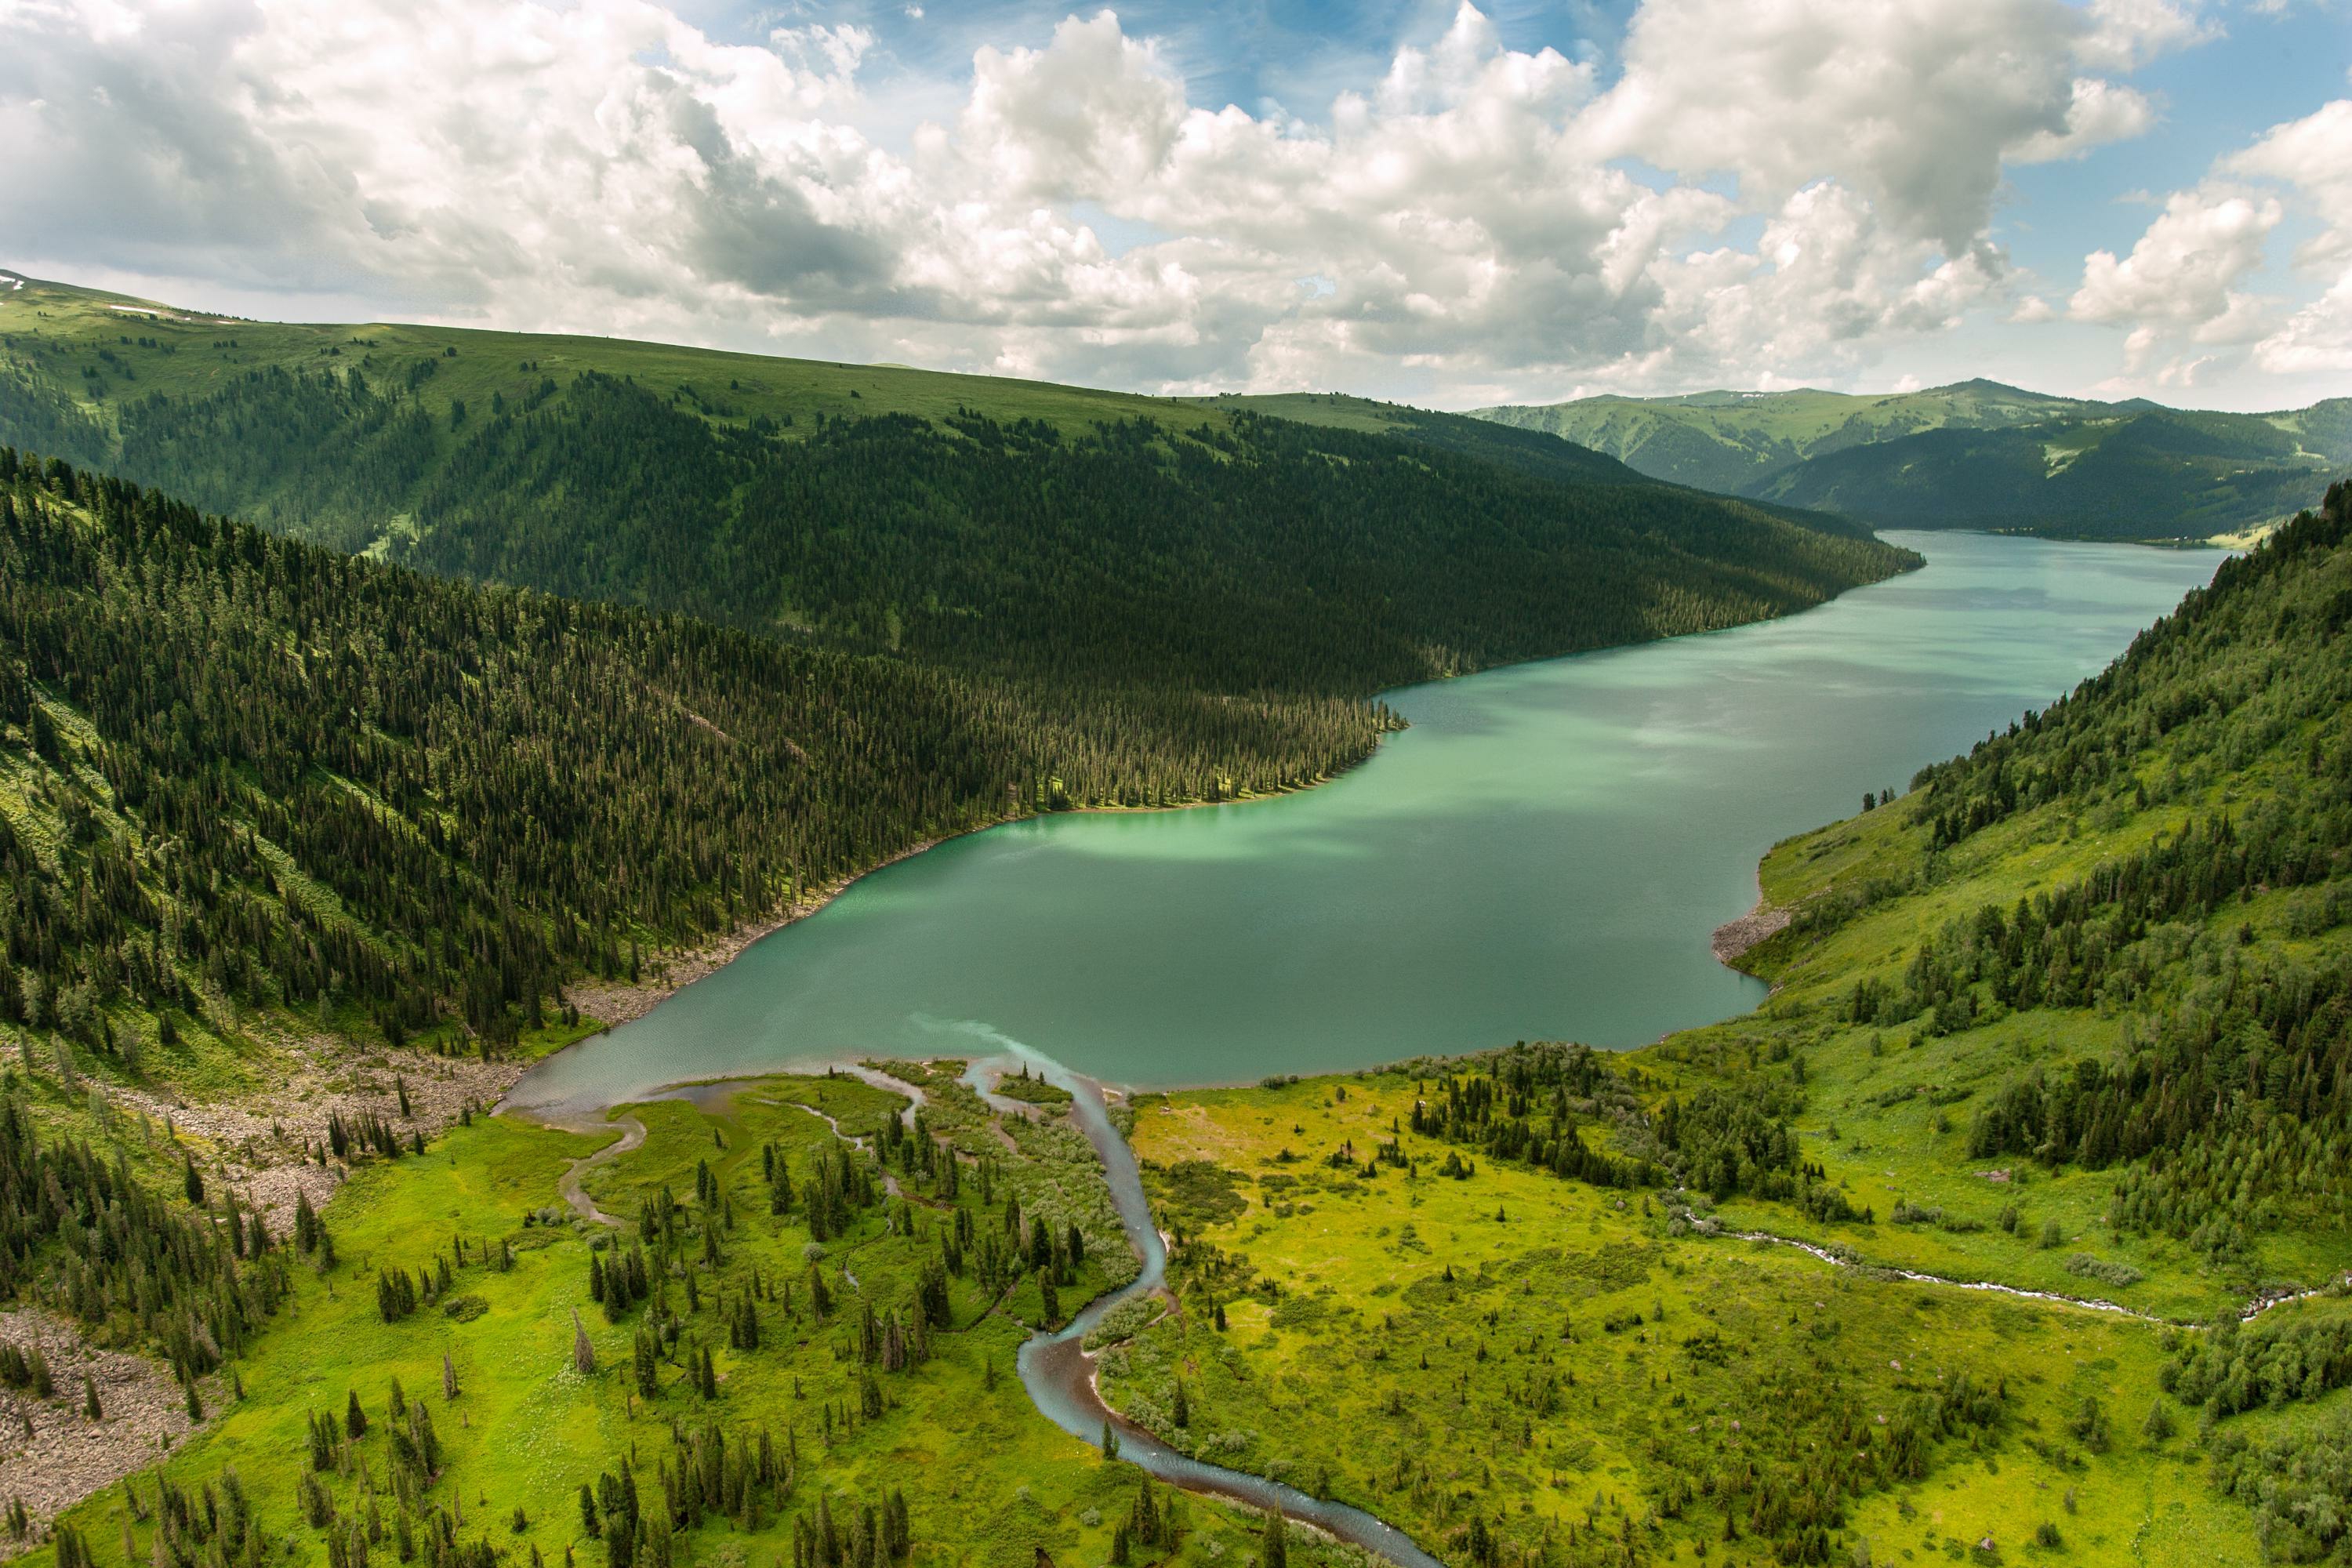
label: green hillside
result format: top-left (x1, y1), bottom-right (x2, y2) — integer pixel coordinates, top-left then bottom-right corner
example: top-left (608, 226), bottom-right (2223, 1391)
top-left (0, 273), bottom-right (1907, 702)
top-left (0, 455), bottom-right (1399, 1089)
top-left (1679, 480), bottom-right (2352, 1310)
top-left (1478, 380), bottom-right (2352, 542)
top-left (1751, 408), bottom-right (2350, 540)
top-left (1476, 380), bottom-right (2102, 495)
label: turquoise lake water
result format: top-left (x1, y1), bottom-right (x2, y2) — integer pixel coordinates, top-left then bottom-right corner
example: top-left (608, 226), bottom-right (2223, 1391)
top-left (508, 531), bottom-right (2223, 1113)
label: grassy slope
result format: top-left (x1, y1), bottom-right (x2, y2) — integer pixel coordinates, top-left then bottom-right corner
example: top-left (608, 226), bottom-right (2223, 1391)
top-left (12, 1069), bottom-right (1341, 1568)
top-left (0, 273), bottom-right (1220, 452)
top-left (1105, 1075), bottom-right (2251, 1566)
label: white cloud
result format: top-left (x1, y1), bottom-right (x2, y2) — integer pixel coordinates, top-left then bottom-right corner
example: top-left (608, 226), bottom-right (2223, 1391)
top-left (2253, 269), bottom-right (2352, 372)
top-left (2224, 100), bottom-right (2352, 372)
top-left (2074, 0), bottom-right (2221, 71)
top-left (0, 0), bottom-right (2218, 397)
top-left (2010, 78), bottom-right (2158, 163)
top-left (2070, 187), bottom-right (2280, 338)
top-left (2225, 98), bottom-right (2352, 266)
top-left (1575, 0), bottom-right (2089, 258)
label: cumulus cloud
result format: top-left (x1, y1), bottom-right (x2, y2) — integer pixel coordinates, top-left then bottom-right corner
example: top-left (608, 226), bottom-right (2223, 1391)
top-left (0, 0), bottom-right (2240, 396)
top-left (2225, 99), bottom-right (2352, 372)
top-left (2011, 78), bottom-right (2158, 163)
top-left (2226, 99), bottom-right (2352, 266)
top-left (2074, 0), bottom-right (2221, 71)
top-left (1578, 0), bottom-right (2097, 259)
top-left (2070, 187), bottom-right (2280, 337)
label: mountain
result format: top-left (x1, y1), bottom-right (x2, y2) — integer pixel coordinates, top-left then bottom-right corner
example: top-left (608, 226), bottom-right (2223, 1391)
top-left (0, 455), bottom-right (1381, 1076)
top-left (0, 272), bottom-right (1911, 800)
top-left (1195, 390), bottom-right (1888, 539)
top-left (1477, 380), bottom-right (2352, 542)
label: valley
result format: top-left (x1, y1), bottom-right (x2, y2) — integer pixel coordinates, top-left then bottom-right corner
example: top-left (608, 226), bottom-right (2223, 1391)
top-left (1, 282), bottom-right (2347, 1568)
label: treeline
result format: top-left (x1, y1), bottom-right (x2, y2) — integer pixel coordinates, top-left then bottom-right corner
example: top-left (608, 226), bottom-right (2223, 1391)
top-left (0, 1091), bottom-right (294, 1377)
top-left (0, 452), bottom-right (1381, 1057)
top-left (1395, 1042), bottom-right (1870, 1221)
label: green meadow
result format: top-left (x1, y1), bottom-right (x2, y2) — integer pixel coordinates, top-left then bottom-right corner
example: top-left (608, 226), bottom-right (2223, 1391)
top-left (1102, 1073), bottom-right (2261, 1567)
top-left (8, 1068), bottom-right (1352, 1568)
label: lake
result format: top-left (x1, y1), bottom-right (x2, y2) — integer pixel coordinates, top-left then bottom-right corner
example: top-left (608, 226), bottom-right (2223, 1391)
top-left (508, 531), bottom-right (2223, 1114)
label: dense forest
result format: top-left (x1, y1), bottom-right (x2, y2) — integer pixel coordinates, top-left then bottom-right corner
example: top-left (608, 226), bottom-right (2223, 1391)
top-left (0, 313), bottom-right (1913, 698)
top-left (0, 453), bottom-right (1392, 1066)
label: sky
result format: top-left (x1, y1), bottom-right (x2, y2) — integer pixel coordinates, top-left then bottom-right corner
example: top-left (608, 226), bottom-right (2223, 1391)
top-left (3, 0), bottom-right (2348, 411)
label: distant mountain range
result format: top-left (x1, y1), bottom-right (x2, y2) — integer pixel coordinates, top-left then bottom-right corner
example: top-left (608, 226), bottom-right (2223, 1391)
top-left (1475, 379), bottom-right (2352, 542)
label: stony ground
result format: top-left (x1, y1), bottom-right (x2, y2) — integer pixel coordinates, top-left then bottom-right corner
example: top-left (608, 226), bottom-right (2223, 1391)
top-left (0, 1309), bottom-right (220, 1562)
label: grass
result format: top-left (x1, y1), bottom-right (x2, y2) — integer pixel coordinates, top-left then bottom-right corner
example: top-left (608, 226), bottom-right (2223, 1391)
top-left (1100, 1072), bottom-right (2256, 1566)
top-left (0, 275), bottom-right (1239, 452)
top-left (16, 1072), bottom-right (1356, 1568)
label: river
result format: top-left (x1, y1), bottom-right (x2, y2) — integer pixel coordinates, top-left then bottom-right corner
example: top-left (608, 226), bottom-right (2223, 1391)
top-left (509, 529), bottom-right (2223, 1119)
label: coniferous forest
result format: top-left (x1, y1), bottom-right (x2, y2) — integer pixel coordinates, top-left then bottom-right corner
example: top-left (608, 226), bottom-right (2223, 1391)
top-left (0, 279), bottom-right (1914, 1066)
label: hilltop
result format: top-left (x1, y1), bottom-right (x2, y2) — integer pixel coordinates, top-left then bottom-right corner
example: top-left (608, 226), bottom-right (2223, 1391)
top-left (1477, 380), bottom-right (2352, 542)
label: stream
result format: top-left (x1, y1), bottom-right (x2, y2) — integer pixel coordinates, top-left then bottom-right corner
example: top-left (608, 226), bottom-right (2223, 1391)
top-left (995, 1047), bottom-right (1447, 1568)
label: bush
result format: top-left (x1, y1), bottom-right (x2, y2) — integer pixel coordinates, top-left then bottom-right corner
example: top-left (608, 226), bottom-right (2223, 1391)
top-left (2062, 1254), bottom-right (2143, 1288)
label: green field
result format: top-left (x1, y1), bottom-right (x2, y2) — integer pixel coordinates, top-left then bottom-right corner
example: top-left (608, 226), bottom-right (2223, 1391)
top-left (5, 1067), bottom-right (1362, 1568)
top-left (1105, 1073), bottom-right (2272, 1566)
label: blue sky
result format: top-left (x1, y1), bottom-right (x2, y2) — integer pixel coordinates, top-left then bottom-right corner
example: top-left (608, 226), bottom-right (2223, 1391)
top-left (5, 0), bottom-right (2348, 408)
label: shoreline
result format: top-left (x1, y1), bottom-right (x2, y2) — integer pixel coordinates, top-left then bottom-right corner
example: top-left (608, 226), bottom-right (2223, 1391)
top-left (549, 751), bottom-right (1392, 1044)
top-left (1708, 895), bottom-right (1791, 967)
top-left (514, 553), bottom-right (1930, 1112)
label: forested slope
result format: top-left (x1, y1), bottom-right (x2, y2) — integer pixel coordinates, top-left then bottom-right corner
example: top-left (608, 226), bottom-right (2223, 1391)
top-left (0, 453), bottom-right (1389, 1085)
top-left (0, 278), bottom-right (1906, 702)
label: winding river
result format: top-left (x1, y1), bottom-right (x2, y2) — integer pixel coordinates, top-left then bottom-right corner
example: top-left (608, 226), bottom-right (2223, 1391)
top-left (995, 1051), bottom-right (1446, 1566)
top-left (509, 530), bottom-right (2224, 1119)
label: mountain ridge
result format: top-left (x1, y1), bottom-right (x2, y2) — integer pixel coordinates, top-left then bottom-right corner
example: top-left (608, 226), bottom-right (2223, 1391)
top-left (1475, 380), bottom-right (2352, 541)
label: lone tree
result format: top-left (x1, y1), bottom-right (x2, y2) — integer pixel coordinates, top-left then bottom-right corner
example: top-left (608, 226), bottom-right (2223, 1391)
top-left (1259, 1509), bottom-right (1287, 1568)
top-left (572, 1310), bottom-right (597, 1375)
